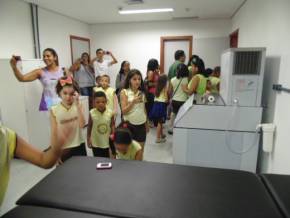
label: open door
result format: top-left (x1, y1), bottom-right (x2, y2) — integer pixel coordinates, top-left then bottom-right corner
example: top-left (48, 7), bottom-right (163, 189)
top-left (160, 36), bottom-right (193, 74)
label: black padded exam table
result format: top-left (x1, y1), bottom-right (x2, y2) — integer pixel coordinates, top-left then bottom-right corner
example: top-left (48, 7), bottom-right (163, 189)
top-left (1, 205), bottom-right (112, 218)
top-left (261, 174), bottom-right (290, 218)
top-left (15, 157), bottom-right (281, 218)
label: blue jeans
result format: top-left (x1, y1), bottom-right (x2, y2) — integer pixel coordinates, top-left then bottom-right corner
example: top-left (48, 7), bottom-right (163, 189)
top-left (80, 87), bottom-right (93, 97)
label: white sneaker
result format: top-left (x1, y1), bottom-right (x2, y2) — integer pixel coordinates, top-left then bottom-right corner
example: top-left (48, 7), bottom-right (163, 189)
top-left (156, 138), bottom-right (166, 143)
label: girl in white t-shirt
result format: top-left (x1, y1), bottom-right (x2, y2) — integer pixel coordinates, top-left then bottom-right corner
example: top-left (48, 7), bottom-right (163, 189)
top-left (168, 64), bottom-right (189, 134)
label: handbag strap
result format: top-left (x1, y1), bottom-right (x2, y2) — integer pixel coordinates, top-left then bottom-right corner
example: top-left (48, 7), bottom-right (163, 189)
top-left (172, 78), bottom-right (183, 98)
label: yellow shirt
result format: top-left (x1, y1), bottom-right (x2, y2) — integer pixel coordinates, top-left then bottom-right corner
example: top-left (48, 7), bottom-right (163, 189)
top-left (94, 87), bottom-right (115, 112)
top-left (51, 103), bottom-right (85, 149)
top-left (116, 140), bottom-right (141, 160)
top-left (122, 89), bottom-right (147, 125)
top-left (188, 74), bottom-right (207, 95)
top-left (90, 108), bottom-right (113, 148)
top-left (209, 76), bottom-right (220, 94)
top-left (0, 126), bottom-right (17, 206)
top-left (154, 88), bottom-right (168, 103)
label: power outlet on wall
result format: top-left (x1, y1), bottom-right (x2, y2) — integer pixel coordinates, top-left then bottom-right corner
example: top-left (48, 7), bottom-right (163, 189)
top-left (273, 84), bottom-right (283, 91)
top-left (273, 84), bottom-right (290, 93)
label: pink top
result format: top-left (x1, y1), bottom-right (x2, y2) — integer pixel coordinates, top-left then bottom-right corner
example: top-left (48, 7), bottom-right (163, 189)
top-left (148, 72), bottom-right (159, 94)
top-left (38, 67), bottom-right (64, 111)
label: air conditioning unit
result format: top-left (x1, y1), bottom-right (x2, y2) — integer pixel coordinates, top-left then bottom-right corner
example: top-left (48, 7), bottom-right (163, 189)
top-left (220, 47), bottom-right (266, 107)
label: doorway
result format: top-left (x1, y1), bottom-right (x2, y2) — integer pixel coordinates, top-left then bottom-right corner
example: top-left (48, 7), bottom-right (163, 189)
top-left (160, 36), bottom-right (193, 74)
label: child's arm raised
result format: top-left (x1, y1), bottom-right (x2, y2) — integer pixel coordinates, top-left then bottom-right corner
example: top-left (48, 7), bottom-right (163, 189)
top-left (10, 56), bottom-right (42, 82)
top-left (108, 51), bottom-right (118, 65)
top-left (14, 110), bottom-right (67, 169)
top-left (120, 90), bottom-right (141, 115)
top-left (69, 58), bottom-right (81, 73)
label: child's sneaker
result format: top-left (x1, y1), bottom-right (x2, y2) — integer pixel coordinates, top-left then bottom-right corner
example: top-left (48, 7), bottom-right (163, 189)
top-left (156, 138), bottom-right (166, 143)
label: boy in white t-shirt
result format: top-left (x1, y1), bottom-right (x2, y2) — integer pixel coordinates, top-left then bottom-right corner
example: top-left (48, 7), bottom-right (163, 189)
top-left (90, 48), bottom-right (118, 78)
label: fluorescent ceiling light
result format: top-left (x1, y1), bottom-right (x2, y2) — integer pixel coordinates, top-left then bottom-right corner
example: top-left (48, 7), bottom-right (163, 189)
top-left (119, 8), bottom-right (174, 15)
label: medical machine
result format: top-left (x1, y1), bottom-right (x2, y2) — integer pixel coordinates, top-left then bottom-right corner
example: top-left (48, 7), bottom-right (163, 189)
top-left (173, 48), bottom-right (266, 172)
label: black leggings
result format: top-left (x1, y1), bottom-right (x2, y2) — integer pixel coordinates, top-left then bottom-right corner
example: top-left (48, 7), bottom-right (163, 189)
top-left (172, 100), bottom-right (185, 115)
top-left (92, 147), bottom-right (110, 158)
top-left (127, 122), bottom-right (147, 143)
top-left (145, 92), bottom-right (155, 118)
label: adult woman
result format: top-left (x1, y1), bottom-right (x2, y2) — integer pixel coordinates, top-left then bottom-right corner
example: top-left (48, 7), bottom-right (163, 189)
top-left (183, 56), bottom-right (207, 96)
top-left (70, 52), bottom-right (95, 108)
top-left (115, 60), bottom-right (130, 95)
top-left (10, 48), bottom-right (66, 111)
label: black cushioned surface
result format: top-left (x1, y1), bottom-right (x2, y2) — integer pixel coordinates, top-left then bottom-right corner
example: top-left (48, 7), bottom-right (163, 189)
top-left (1, 206), bottom-right (113, 218)
top-left (17, 157), bottom-right (282, 218)
top-left (261, 174), bottom-right (290, 218)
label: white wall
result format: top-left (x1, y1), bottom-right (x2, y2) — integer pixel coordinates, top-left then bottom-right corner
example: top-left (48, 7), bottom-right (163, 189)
top-left (90, 19), bottom-right (230, 84)
top-left (232, 0), bottom-right (290, 174)
top-left (0, 0), bottom-right (34, 58)
top-left (38, 7), bottom-right (91, 68)
top-left (0, 0), bottom-right (91, 67)
top-left (194, 37), bottom-right (229, 68)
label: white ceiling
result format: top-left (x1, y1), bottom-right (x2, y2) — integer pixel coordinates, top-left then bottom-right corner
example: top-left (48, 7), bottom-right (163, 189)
top-left (22, 0), bottom-right (245, 24)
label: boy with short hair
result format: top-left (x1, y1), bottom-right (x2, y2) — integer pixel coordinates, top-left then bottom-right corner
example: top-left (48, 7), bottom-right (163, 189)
top-left (87, 91), bottom-right (115, 158)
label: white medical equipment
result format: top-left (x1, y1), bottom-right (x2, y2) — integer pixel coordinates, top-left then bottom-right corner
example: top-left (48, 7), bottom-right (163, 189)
top-left (173, 48), bottom-right (266, 172)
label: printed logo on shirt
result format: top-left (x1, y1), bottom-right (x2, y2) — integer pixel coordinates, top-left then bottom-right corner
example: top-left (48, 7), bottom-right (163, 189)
top-left (97, 123), bottom-right (108, 134)
top-left (60, 116), bottom-right (78, 125)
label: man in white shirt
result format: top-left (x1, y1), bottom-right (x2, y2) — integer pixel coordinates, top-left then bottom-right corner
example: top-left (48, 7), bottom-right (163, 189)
top-left (91, 48), bottom-right (118, 78)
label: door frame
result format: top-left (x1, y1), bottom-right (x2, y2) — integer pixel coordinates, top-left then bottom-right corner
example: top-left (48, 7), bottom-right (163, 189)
top-left (70, 35), bottom-right (91, 64)
top-left (229, 29), bottom-right (239, 48)
top-left (160, 36), bottom-right (193, 73)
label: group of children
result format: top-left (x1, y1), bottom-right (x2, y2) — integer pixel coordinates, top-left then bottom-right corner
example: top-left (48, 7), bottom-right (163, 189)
top-left (164, 52), bottom-right (221, 135)
top-left (0, 71), bottom-right (143, 206)
top-left (51, 73), bottom-right (143, 162)
top-left (8, 48), bottom-right (221, 163)
top-left (1, 49), bottom-right (148, 206)
top-left (93, 54), bottom-right (222, 145)
top-left (1, 48), bottom-right (221, 207)
top-left (144, 55), bottom-right (221, 141)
